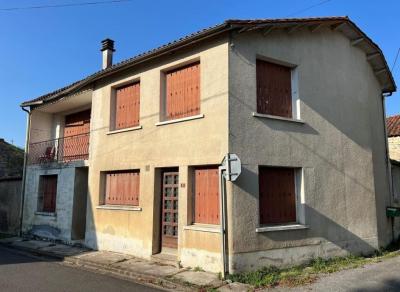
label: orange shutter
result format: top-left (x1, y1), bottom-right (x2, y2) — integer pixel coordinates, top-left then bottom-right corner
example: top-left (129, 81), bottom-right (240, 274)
top-left (256, 60), bottom-right (292, 118)
top-left (115, 82), bottom-right (140, 130)
top-left (259, 167), bottom-right (296, 224)
top-left (63, 110), bottom-right (90, 161)
top-left (165, 62), bottom-right (200, 120)
top-left (105, 171), bottom-right (140, 206)
top-left (194, 166), bottom-right (219, 225)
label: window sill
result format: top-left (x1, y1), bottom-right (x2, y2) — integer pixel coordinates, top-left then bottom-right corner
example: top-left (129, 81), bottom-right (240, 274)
top-left (96, 205), bottom-right (142, 211)
top-left (156, 114), bottom-right (204, 126)
top-left (107, 125), bottom-right (142, 135)
top-left (35, 211), bottom-right (56, 217)
top-left (256, 224), bottom-right (308, 233)
top-left (183, 224), bottom-right (220, 233)
top-left (252, 112), bottom-right (304, 124)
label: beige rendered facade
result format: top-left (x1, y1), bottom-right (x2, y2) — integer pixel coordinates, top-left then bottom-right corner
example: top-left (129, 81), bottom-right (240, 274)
top-left (21, 17), bottom-right (398, 274)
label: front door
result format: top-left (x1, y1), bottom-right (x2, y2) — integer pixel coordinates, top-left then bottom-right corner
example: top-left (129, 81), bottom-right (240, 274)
top-left (161, 172), bottom-right (179, 249)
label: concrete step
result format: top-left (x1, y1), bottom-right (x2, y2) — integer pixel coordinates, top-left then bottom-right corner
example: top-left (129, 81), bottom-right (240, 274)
top-left (151, 252), bottom-right (180, 268)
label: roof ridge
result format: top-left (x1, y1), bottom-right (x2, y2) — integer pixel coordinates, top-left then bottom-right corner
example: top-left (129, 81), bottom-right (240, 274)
top-left (21, 16), bottom-right (396, 107)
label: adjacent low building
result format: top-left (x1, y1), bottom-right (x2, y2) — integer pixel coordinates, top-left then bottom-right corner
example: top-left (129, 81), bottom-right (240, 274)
top-left (20, 17), bottom-right (397, 274)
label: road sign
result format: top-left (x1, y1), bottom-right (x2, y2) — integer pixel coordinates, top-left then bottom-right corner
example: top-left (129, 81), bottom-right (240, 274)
top-left (221, 153), bottom-right (241, 181)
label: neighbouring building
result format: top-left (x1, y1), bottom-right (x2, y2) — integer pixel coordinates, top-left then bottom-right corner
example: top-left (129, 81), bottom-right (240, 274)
top-left (0, 138), bottom-right (23, 234)
top-left (387, 115), bottom-right (400, 162)
top-left (387, 115), bottom-right (400, 202)
top-left (20, 17), bottom-right (397, 273)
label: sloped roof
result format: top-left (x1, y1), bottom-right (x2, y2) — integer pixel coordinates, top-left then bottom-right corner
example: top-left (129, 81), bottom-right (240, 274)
top-left (21, 16), bottom-right (396, 107)
top-left (387, 115), bottom-right (400, 137)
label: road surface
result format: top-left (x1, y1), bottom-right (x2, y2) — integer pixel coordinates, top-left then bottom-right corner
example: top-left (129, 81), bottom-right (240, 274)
top-left (0, 245), bottom-right (161, 292)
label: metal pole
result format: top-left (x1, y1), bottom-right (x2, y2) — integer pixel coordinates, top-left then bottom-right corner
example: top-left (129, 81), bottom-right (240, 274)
top-left (219, 164), bottom-right (228, 278)
top-left (19, 106), bottom-right (31, 237)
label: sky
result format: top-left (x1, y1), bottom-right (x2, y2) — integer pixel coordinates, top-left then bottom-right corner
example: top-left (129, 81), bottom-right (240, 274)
top-left (0, 0), bottom-right (399, 147)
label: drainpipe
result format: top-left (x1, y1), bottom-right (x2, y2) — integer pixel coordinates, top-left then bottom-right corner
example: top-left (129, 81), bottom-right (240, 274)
top-left (219, 165), bottom-right (228, 278)
top-left (382, 92), bottom-right (395, 243)
top-left (19, 106), bottom-right (31, 237)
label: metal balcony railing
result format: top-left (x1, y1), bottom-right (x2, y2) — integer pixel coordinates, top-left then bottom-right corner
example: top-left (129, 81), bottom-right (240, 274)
top-left (28, 133), bottom-right (89, 165)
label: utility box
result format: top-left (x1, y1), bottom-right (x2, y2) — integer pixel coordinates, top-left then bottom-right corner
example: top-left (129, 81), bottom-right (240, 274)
top-left (386, 207), bottom-right (400, 217)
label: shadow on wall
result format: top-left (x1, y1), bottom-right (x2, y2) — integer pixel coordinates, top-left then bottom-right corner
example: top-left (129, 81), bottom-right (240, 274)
top-left (0, 177), bottom-right (22, 235)
top-left (233, 166), bottom-right (378, 258)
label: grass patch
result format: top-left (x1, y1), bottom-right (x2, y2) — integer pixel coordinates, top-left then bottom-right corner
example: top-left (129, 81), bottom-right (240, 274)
top-left (193, 266), bottom-right (205, 272)
top-left (228, 250), bottom-right (400, 288)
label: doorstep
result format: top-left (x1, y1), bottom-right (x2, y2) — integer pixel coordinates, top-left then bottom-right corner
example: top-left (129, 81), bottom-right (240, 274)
top-left (0, 237), bottom-right (229, 291)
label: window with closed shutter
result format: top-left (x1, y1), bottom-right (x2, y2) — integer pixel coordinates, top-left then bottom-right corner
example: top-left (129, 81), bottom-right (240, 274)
top-left (114, 82), bottom-right (140, 130)
top-left (165, 62), bottom-right (200, 120)
top-left (259, 167), bottom-right (296, 224)
top-left (38, 175), bottom-right (58, 213)
top-left (104, 170), bottom-right (140, 206)
top-left (256, 60), bottom-right (292, 118)
top-left (194, 166), bottom-right (219, 225)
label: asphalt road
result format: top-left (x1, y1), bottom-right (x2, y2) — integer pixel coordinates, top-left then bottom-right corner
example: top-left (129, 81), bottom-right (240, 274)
top-left (0, 245), bottom-right (162, 292)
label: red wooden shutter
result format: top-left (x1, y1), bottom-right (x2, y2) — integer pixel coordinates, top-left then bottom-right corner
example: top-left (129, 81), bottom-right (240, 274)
top-left (259, 167), bottom-right (296, 224)
top-left (256, 60), bottom-right (292, 118)
top-left (115, 82), bottom-right (140, 130)
top-left (42, 175), bottom-right (57, 213)
top-left (165, 62), bottom-right (200, 120)
top-left (194, 166), bottom-right (219, 225)
top-left (105, 170), bottom-right (140, 206)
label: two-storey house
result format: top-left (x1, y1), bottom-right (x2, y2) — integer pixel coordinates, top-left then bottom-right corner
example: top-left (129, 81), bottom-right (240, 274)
top-left (20, 17), bottom-right (397, 274)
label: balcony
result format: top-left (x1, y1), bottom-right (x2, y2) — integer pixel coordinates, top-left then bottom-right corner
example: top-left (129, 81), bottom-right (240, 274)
top-left (28, 133), bottom-right (89, 165)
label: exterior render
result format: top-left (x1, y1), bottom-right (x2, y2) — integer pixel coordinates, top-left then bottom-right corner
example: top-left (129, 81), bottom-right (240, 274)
top-left (20, 17), bottom-right (397, 273)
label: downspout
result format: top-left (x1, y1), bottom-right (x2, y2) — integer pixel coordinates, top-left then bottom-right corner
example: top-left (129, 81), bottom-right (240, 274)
top-left (19, 106), bottom-right (31, 237)
top-left (382, 92), bottom-right (394, 243)
top-left (219, 165), bottom-right (228, 278)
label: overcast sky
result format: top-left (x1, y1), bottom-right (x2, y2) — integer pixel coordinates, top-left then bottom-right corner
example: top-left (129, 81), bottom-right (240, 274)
top-left (0, 0), bottom-right (398, 147)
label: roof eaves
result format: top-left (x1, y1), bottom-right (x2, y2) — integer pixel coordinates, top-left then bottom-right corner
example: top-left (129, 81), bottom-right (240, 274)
top-left (21, 21), bottom-right (232, 107)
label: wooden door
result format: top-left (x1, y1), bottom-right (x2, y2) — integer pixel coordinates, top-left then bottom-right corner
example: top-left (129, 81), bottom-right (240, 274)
top-left (161, 172), bottom-right (179, 248)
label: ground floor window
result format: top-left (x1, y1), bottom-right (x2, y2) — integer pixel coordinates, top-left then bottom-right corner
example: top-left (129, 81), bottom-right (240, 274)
top-left (38, 175), bottom-right (58, 213)
top-left (258, 166), bottom-right (298, 225)
top-left (104, 170), bottom-right (140, 206)
top-left (193, 166), bottom-right (220, 225)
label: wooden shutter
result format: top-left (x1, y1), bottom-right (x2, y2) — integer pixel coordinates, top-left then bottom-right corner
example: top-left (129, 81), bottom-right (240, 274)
top-left (105, 170), bottom-right (140, 206)
top-left (63, 109), bottom-right (91, 161)
top-left (256, 60), bottom-right (292, 118)
top-left (259, 167), bottom-right (296, 224)
top-left (194, 166), bottom-right (219, 225)
top-left (41, 175), bottom-right (57, 213)
top-left (165, 62), bottom-right (200, 120)
top-left (115, 82), bottom-right (140, 130)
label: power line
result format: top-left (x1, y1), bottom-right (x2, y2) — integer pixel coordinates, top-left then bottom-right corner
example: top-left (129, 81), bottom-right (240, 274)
top-left (0, 0), bottom-right (134, 11)
top-left (286, 0), bottom-right (333, 17)
top-left (391, 47), bottom-right (400, 72)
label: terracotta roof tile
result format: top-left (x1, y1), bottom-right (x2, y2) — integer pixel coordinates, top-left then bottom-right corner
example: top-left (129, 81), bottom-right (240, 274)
top-left (387, 115), bottom-right (400, 137)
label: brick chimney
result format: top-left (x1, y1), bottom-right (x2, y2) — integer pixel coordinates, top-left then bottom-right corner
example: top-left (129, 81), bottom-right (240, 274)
top-left (101, 38), bottom-right (115, 69)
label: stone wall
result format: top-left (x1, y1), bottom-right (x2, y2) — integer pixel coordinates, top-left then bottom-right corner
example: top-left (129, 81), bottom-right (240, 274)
top-left (0, 177), bottom-right (22, 234)
top-left (388, 136), bottom-right (400, 162)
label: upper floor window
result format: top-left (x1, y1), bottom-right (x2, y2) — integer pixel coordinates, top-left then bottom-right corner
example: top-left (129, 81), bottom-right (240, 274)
top-left (112, 82), bottom-right (140, 130)
top-left (256, 59), bottom-right (297, 119)
top-left (163, 62), bottom-right (200, 121)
